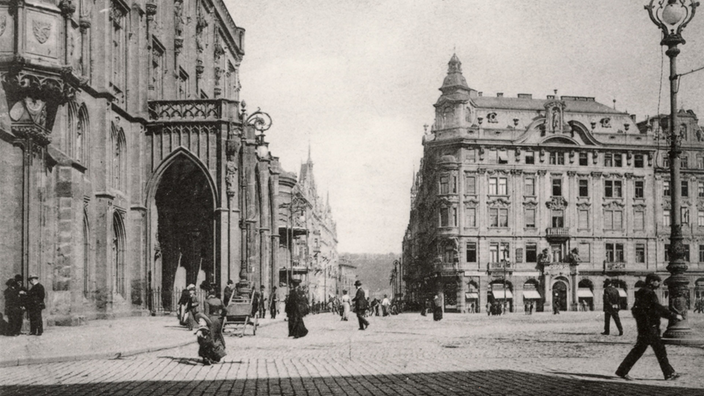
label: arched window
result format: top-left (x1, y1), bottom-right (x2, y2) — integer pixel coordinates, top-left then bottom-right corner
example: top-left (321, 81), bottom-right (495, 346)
top-left (112, 211), bottom-right (125, 297)
top-left (66, 101), bottom-right (77, 156)
top-left (77, 105), bottom-right (89, 164)
top-left (111, 122), bottom-right (127, 191)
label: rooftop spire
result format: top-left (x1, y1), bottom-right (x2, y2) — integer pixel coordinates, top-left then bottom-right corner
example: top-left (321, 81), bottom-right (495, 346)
top-left (440, 53), bottom-right (470, 93)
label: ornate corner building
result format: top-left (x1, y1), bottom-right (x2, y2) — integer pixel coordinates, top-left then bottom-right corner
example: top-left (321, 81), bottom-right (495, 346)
top-left (0, 0), bottom-right (281, 325)
top-left (277, 151), bottom-right (339, 303)
top-left (401, 54), bottom-right (704, 313)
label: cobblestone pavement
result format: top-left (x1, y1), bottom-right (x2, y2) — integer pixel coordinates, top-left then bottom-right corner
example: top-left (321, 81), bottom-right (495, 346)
top-left (1, 312), bottom-right (703, 395)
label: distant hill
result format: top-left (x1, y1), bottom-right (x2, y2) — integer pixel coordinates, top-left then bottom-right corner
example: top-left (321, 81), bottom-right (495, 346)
top-left (340, 252), bottom-right (399, 298)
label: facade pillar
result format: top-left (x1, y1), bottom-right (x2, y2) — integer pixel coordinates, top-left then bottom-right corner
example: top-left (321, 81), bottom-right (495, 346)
top-left (258, 159), bottom-right (271, 290)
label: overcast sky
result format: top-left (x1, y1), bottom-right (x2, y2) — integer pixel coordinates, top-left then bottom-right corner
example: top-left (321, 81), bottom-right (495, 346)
top-left (226, 0), bottom-right (704, 254)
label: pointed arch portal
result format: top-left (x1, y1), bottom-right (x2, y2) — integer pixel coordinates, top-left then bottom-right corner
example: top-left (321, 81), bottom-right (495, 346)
top-left (152, 154), bottom-right (215, 309)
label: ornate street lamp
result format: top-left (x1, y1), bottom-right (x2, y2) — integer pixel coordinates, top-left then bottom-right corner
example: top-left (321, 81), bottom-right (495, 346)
top-left (645, 0), bottom-right (699, 343)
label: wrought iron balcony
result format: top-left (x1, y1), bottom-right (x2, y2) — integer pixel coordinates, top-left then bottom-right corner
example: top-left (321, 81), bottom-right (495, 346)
top-left (147, 99), bottom-right (240, 122)
top-left (546, 227), bottom-right (570, 240)
top-left (487, 261), bottom-right (513, 272)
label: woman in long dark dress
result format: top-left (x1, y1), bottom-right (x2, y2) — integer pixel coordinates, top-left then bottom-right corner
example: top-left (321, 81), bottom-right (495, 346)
top-left (204, 290), bottom-right (227, 349)
top-left (288, 281), bottom-right (309, 339)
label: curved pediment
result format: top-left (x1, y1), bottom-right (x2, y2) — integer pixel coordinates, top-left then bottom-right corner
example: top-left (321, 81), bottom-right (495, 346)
top-left (513, 119), bottom-right (603, 147)
top-left (542, 136), bottom-right (578, 145)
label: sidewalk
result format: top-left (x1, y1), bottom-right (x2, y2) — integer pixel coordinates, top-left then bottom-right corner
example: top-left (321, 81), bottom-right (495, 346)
top-left (0, 314), bottom-right (284, 367)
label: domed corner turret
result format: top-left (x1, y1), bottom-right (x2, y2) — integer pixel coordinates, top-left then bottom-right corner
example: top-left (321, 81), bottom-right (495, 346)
top-left (440, 54), bottom-right (471, 94)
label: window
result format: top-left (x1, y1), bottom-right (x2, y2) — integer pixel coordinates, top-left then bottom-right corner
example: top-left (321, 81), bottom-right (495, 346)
top-left (550, 152), bottom-right (564, 165)
top-left (578, 210), bottom-right (589, 229)
top-left (466, 242), bottom-right (476, 263)
top-left (178, 68), bottom-right (190, 99)
top-left (525, 152), bottom-right (534, 164)
top-left (699, 211), bottom-right (704, 226)
top-left (681, 207), bottom-right (690, 224)
top-left (500, 242), bottom-right (510, 261)
top-left (465, 174), bottom-right (476, 195)
top-left (635, 180), bottom-right (644, 198)
top-left (440, 207), bottom-right (449, 227)
top-left (111, 2), bottom-right (128, 99)
top-left (684, 244), bottom-right (690, 262)
top-left (151, 40), bottom-right (164, 97)
top-left (112, 212), bottom-right (125, 297)
top-left (681, 156), bottom-right (688, 169)
top-left (604, 209), bottom-right (623, 230)
top-left (664, 209), bottom-right (670, 227)
top-left (489, 243), bottom-right (499, 263)
top-left (682, 180), bottom-right (689, 197)
top-left (526, 243), bottom-right (537, 263)
top-left (111, 123), bottom-right (126, 191)
top-left (635, 154), bottom-right (644, 168)
top-left (699, 245), bottom-right (704, 262)
top-left (664, 180), bottom-right (670, 196)
top-left (604, 153), bottom-right (613, 167)
top-left (605, 180), bottom-right (623, 198)
top-left (699, 181), bottom-right (704, 197)
top-left (515, 248), bottom-right (523, 263)
top-left (489, 208), bottom-right (508, 227)
top-left (489, 177), bottom-right (507, 195)
top-left (579, 152), bottom-right (588, 166)
top-left (636, 244), bottom-right (645, 263)
top-left (440, 176), bottom-right (449, 194)
top-left (452, 176), bottom-right (458, 193)
top-left (465, 207), bottom-right (476, 227)
top-left (552, 178), bottom-right (562, 196)
top-left (524, 178), bottom-right (535, 196)
top-left (665, 244), bottom-right (670, 262)
top-left (498, 178), bottom-right (507, 195)
top-left (578, 179), bottom-right (589, 197)
top-left (551, 210), bottom-right (564, 227)
top-left (634, 210), bottom-right (645, 230)
top-left (698, 156), bottom-right (704, 169)
top-left (614, 153), bottom-right (622, 167)
top-left (498, 150), bottom-right (508, 164)
top-left (452, 207), bottom-right (458, 226)
top-left (605, 243), bottom-right (624, 262)
top-left (525, 208), bottom-right (536, 228)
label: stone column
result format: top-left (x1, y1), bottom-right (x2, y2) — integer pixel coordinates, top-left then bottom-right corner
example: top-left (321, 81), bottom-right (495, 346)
top-left (258, 159), bottom-right (271, 290)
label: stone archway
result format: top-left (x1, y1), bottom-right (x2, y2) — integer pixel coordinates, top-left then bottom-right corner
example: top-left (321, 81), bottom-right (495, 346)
top-left (552, 279), bottom-right (569, 311)
top-left (150, 153), bottom-right (216, 311)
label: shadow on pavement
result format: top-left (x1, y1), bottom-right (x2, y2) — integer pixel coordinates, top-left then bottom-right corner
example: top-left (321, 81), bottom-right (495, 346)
top-left (157, 356), bottom-right (244, 366)
top-left (1, 369), bottom-right (700, 396)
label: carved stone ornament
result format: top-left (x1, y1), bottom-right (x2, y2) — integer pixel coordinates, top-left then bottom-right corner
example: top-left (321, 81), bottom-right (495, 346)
top-left (522, 200), bottom-right (538, 208)
top-left (546, 196), bottom-right (567, 210)
top-left (487, 197), bottom-right (511, 208)
top-left (602, 201), bottom-right (625, 209)
top-left (576, 202), bottom-right (591, 210)
top-left (32, 20), bottom-right (52, 44)
top-left (146, 2), bottom-right (157, 22)
top-left (225, 160), bottom-right (237, 195)
top-left (12, 124), bottom-right (51, 146)
top-left (58, 0), bottom-right (77, 17)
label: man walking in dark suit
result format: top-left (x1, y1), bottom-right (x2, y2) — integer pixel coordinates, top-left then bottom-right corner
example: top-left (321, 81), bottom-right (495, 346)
top-left (602, 279), bottom-right (623, 336)
top-left (616, 273), bottom-right (683, 381)
top-left (27, 275), bottom-right (45, 336)
top-left (352, 280), bottom-right (369, 330)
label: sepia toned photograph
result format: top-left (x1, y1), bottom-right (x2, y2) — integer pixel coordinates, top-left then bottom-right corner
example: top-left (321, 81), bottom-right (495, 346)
top-left (1, 0), bottom-right (704, 394)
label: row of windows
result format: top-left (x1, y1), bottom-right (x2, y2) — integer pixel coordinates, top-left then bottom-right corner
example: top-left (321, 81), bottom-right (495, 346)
top-left (461, 242), bottom-right (704, 264)
top-left (440, 207), bottom-right (647, 230)
top-left (663, 180), bottom-right (704, 197)
top-left (453, 176), bottom-right (646, 199)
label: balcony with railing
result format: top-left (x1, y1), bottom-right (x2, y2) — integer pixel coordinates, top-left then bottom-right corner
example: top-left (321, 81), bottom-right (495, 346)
top-left (546, 227), bottom-right (570, 240)
top-left (487, 261), bottom-right (513, 273)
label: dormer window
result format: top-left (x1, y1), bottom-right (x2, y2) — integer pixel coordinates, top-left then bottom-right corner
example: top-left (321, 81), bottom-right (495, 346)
top-left (600, 118), bottom-right (611, 128)
top-left (487, 112), bottom-right (498, 124)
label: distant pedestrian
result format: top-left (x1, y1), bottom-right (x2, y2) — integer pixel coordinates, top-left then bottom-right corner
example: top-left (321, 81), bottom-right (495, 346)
top-left (178, 285), bottom-right (194, 326)
top-left (186, 287), bottom-right (199, 331)
top-left (616, 273), bottom-right (683, 381)
top-left (4, 278), bottom-right (23, 336)
top-left (602, 279), bottom-right (623, 336)
top-left (432, 294), bottom-right (443, 321)
top-left (529, 301), bottom-right (534, 315)
top-left (251, 286), bottom-right (261, 318)
top-left (223, 280), bottom-right (235, 306)
top-left (257, 285), bottom-right (267, 319)
top-left (270, 286), bottom-right (279, 319)
top-left (352, 280), bottom-right (369, 330)
top-left (382, 295), bottom-right (391, 317)
top-left (341, 290), bottom-right (351, 321)
top-left (486, 302), bottom-right (491, 316)
top-left (552, 294), bottom-right (560, 315)
top-left (524, 302), bottom-right (529, 315)
top-left (27, 275), bottom-right (45, 336)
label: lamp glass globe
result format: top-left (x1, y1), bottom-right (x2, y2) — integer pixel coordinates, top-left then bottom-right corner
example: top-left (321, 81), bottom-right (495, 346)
top-left (662, 3), bottom-right (686, 25)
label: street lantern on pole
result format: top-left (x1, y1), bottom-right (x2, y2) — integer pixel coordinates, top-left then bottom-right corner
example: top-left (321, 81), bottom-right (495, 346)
top-left (645, 0), bottom-right (699, 343)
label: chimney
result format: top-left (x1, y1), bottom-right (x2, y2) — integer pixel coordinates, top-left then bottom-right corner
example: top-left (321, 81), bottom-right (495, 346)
top-left (547, 95), bottom-right (555, 100)
top-left (478, 92), bottom-right (483, 97)
top-left (497, 93), bottom-right (503, 97)
top-left (517, 93), bottom-right (532, 99)
top-left (630, 114), bottom-right (636, 122)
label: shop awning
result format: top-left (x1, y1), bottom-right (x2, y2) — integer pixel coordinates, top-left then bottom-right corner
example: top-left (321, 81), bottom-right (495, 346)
top-left (617, 289), bottom-right (627, 298)
top-left (522, 290), bottom-right (541, 300)
top-left (577, 288), bottom-right (594, 298)
top-left (465, 292), bottom-right (479, 300)
top-left (492, 290), bottom-right (513, 299)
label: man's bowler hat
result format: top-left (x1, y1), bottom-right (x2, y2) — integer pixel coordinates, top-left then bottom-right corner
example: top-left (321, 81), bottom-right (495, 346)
top-left (354, 280), bottom-right (362, 287)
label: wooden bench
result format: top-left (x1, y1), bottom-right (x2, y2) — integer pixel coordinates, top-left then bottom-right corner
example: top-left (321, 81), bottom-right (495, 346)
top-left (222, 299), bottom-right (258, 337)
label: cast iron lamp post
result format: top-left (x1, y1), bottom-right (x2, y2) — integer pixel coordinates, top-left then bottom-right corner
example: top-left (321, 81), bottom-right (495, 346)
top-left (645, 0), bottom-right (699, 343)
